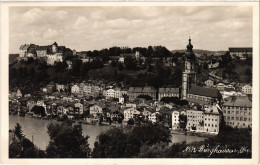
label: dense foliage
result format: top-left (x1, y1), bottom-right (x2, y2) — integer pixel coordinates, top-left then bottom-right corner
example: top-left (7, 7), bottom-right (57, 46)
top-left (46, 121), bottom-right (91, 158)
top-left (92, 123), bottom-right (171, 158)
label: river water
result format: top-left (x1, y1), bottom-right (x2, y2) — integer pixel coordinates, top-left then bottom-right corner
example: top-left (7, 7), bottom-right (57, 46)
top-left (9, 115), bottom-right (206, 150)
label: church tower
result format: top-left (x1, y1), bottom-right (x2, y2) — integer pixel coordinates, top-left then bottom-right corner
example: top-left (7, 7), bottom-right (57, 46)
top-left (182, 37), bottom-right (196, 99)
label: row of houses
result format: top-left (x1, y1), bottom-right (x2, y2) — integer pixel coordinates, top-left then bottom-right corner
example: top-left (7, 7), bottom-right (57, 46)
top-left (204, 79), bottom-right (252, 94)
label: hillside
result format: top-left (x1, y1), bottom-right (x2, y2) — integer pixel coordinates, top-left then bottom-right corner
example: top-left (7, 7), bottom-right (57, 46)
top-left (9, 54), bottom-right (19, 63)
top-left (171, 49), bottom-right (226, 55)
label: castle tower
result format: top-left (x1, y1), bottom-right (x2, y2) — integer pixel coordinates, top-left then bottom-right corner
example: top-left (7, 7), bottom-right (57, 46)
top-left (52, 42), bottom-right (58, 53)
top-left (182, 37), bottom-right (196, 99)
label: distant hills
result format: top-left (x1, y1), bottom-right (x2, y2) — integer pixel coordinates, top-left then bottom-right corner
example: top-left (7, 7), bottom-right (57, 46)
top-left (171, 49), bottom-right (227, 55)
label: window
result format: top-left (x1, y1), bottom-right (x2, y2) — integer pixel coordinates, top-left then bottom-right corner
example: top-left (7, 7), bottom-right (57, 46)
top-left (244, 118), bottom-right (247, 121)
top-left (215, 125), bottom-right (217, 127)
top-left (228, 111), bottom-right (230, 114)
top-left (227, 116), bottom-right (230, 120)
top-left (231, 117), bottom-right (234, 120)
top-left (236, 117), bottom-right (239, 120)
top-left (236, 111), bottom-right (239, 114)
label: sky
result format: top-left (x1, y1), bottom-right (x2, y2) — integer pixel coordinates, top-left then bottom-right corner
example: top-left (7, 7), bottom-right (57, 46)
top-left (9, 6), bottom-right (253, 53)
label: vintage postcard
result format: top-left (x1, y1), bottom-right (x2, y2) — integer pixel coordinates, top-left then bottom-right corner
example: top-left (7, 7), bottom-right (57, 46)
top-left (1, 1), bottom-right (259, 165)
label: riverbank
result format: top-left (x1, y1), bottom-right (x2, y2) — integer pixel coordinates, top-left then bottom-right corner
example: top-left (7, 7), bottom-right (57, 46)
top-left (9, 115), bottom-right (207, 150)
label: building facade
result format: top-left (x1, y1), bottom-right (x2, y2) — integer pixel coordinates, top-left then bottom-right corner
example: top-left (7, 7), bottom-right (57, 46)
top-left (128, 86), bottom-right (157, 101)
top-left (222, 96), bottom-right (252, 128)
top-left (229, 47), bottom-right (253, 60)
top-left (172, 111), bottom-right (180, 130)
top-left (158, 88), bottom-right (180, 101)
top-left (241, 84), bottom-right (252, 94)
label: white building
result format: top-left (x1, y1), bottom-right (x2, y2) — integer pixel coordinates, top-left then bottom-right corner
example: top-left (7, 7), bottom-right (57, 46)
top-left (204, 105), bottom-right (222, 134)
top-left (118, 97), bottom-right (124, 104)
top-left (186, 104), bottom-right (222, 134)
top-left (172, 111), bottom-right (180, 130)
top-left (123, 107), bottom-right (140, 121)
top-left (90, 105), bottom-right (103, 116)
top-left (241, 84), bottom-right (252, 94)
top-left (71, 85), bottom-right (80, 94)
top-left (204, 79), bottom-right (214, 87)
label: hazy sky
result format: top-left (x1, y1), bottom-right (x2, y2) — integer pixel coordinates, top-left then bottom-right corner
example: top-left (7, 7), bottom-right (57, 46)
top-left (9, 6), bottom-right (253, 53)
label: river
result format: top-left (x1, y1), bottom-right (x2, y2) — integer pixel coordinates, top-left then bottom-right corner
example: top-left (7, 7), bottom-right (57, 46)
top-left (9, 115), bottom-right (206, 150)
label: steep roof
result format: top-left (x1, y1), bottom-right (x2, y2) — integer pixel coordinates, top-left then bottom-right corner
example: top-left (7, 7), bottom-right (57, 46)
top-left (188, 86), bottom-right (221, 98)
top-left (142, 86), bottom-right (156, 93)
top-left (223, 96), bottom-right (252, 107)
top-left (37, 46), bottom-right (49, 51)
top-left (159, 88), bottom-right (179, 94)
top-left (204, 105), bottom-right (221, 115)
top-left (20, 44), bottom-right (30, 50)
top-left (229, 47), bottom-right (253, 53)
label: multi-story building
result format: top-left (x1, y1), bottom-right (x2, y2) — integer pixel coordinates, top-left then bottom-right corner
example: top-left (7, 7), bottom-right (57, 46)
top-left (186, 86), bottom-right (222, 105)
top-left (186, 106), bottom-right (204, 132)
top-left (71, 84), bottom-right (80, 94)
top-left (229, 47), bottom-right (253, 60)
top-left (203, 105), bottom-right (222, 134)
top-left (186, 104), bottom-right (222, 134)
top-left (128, 86), bottom-right (156, 101)
top-left (204, 79), bottom-right (214, 87)
top-left (90, 105), bottom-right (104, 116)
top-left (105, 88), bottom-right (115, 98)
top-left (74, 103), bottom-right (84, 114)
top-left (172, 111), bottom-right (180, 130)
top-left (158, 88), bottom-right (180, 101)
top-left (222, 96), bottom-right (252, 128)
top-left (123, 107), bottom-right (140, 121)
top-left (241, 84), bottom-right (252, 94)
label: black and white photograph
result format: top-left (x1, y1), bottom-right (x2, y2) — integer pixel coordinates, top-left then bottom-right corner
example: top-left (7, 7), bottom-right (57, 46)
top-left (1, 1), bottom-right (259, 164)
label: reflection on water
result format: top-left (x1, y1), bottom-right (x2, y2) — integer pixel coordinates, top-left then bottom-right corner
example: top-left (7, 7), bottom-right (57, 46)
top-left (9, 115), bottom-right (206, 150)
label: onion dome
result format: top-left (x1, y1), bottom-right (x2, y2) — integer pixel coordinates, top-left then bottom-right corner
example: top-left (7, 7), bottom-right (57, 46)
top-left (185, 37), bottom-right (195, 60)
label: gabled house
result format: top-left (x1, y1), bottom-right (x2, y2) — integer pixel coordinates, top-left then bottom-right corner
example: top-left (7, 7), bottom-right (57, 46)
top-left (90, 105), bottom-right (104, 116)
top-left (75, 102), bottom-right (84, 114)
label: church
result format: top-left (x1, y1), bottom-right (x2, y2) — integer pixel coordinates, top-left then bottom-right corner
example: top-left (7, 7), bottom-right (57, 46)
top-left (182, 38), bottom-right (221, 105)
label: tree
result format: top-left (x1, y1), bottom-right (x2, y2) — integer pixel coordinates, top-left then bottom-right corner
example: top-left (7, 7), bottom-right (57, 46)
top-left (124, 57), bottom-right (137, 70)
top-left (9, 141), bottom-right (22, 158)
top-left (245, 68), bottom-right (252, 82)
top-left (92, 128), bottom-right (127, 158)
top-left (14, 123), bottom-right (24, 140)
top-left (31, 106), bottom-right (46, 117)
top-left (138, 142), bottom-right (168, 158)
top-left (46, 121), bottom-right (91, 158)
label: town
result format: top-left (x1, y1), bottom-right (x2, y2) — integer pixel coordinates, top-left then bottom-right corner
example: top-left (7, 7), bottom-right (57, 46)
top-left (9, 38), bottom-right (253, 136)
